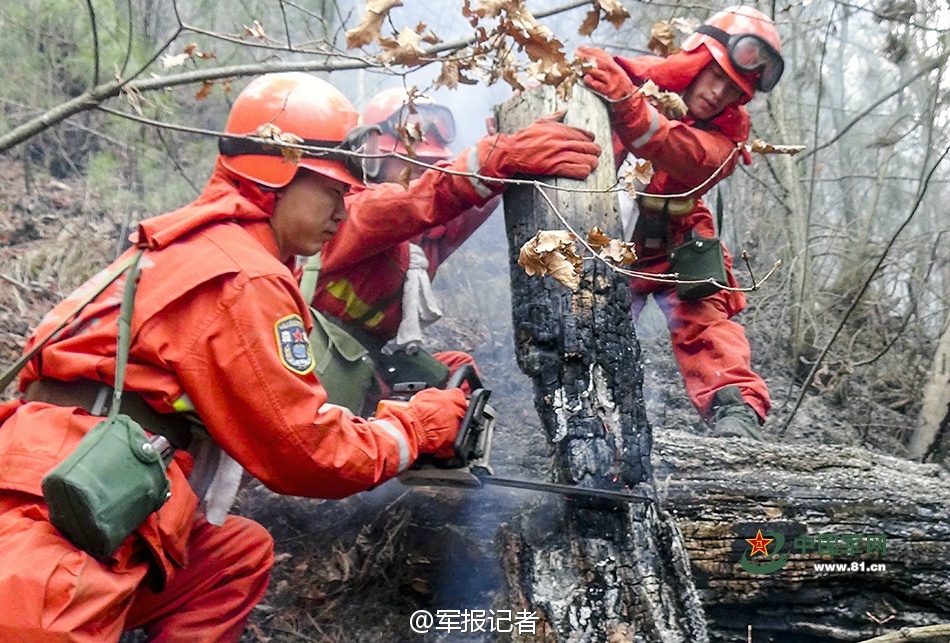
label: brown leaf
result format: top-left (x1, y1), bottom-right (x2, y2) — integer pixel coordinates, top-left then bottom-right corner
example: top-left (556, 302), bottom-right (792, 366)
top-left (639, 79), bottom-right (687, 119)
top-left (379, 26), bottom-right (426, 65)
top-left (396, 165), bottom-right (412, 190)
top-left (254, 124), bottom-right (304, 163)
top-left (599, 238), bottom-right (637, 266)
top-left (345, 0), bottom-right (404, 49)
top-left (518, 230), bottom-right (583, 291)
top-left (598, 0), bottom-right (630, 29)
top-left (749, 139), bottom-right (807, 155)
top-left (434, 59), bottom-right (461, 89)
top-left (622, 158), bottom-right (654, 188)
top-left (647, 21), bottom-right (678, 57)
top-left (578, 9), bottom-right (600, 36)
top-left (195, 80), bottom-right (214, 101)
top-left (587, 226), bottom-right (611, 250)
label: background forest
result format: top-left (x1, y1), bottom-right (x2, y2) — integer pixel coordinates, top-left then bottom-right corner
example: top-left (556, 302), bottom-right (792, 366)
top-left (1, 0), bottom-right (950, 641)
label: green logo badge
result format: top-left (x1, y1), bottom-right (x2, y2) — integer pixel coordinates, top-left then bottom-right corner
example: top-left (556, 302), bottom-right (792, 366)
top-left (740, 529), bottom-right (790, 575)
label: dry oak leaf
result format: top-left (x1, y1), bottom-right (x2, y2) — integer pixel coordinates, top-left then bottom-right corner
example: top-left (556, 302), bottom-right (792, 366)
top-left (345, 0), bottom-right (404, 49)
top-left (579, 0), bottom-right (628, 34)
top-left (587, 226), bottom-right (611, 250)
top-left (748, 139), bottom-right (806, 155)
top-left (599, 239), bottom-right (637, 266)
top-left (519, 230), bottom-right (583, 291)
top-left (587, 227), bottom-right (637, 265)
top-left (254, 124), bottom-right (304, 163)
top-left (195, 80), bottom-right (215, 101)
top-left (599, 0), bottom-right (630, 28)
top-left (648, 21), bottom-right (678, 57)
top-left (639, 79), bottom-right (687, 119)
top-left (622, 158), bottom-right (654, 190)
top-left (379, 26), bottom-right (426, 65)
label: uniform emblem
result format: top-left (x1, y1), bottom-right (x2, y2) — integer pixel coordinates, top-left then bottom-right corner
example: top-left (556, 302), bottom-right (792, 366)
top-left (274, 314), bottom-right (314, 375)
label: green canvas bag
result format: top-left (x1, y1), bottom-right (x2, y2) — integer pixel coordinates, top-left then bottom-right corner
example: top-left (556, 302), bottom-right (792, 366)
top-left (309, 307), bottom-right (378, 416)
top-left (669, 233), bottom-right (728, 301)
top-left (40, 250), bottom-right (175, 561)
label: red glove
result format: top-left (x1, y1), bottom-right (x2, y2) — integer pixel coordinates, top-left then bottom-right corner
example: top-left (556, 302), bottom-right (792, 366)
top-left (577, 45), bottom-right (635, 102)
top-left (476, 111), bottom-right (601, 181)
top-left (576, 45), bottom-right (656, 151)
top-left (404, 387), bottom-right (468, 459)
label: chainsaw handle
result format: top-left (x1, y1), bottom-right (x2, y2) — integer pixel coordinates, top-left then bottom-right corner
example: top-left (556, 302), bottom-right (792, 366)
top-left (445, 364), bottom-right (483, 392)
top-left (453, 388), bottom-right (490, 460)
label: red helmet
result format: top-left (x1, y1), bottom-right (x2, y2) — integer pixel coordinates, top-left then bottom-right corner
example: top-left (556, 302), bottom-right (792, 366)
top-left (219, 72), bottom-right (372, 188)
top-left (682, 6), bottom-right (784, 98)
top-left (361, 88), bottom-right (455, 160)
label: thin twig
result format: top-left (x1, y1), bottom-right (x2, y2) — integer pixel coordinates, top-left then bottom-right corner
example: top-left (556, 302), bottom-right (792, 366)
top-left (778, 142), bottom-right (950, 435)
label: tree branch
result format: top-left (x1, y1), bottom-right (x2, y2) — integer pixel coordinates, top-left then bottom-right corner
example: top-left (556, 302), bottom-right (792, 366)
top-left (0, 0), bottom-right (594, 153)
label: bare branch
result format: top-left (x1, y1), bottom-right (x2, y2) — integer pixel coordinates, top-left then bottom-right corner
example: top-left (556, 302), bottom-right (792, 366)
top-left (84, 0), bottom-right (101, 87)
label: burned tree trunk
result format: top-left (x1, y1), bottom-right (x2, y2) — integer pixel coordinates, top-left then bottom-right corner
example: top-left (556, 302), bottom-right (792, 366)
top-left (654, 429), bottom-right (950, 642)
top-left (496, 85), bottom-right (708, 641)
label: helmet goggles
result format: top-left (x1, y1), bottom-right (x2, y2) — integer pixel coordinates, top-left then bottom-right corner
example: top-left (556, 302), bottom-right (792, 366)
top-left (696, 24), bottom-right (784, 92)
top-left (219, 124), bottom-right (382, 184)
top-left (378, 103), bottom-right (456, 147)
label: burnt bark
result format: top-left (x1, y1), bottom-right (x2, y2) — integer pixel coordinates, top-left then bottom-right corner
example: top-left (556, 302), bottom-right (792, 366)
top-left (496, 85), bottom-right (708, 642)
top-left (654, 429), bottom-right (950, 642)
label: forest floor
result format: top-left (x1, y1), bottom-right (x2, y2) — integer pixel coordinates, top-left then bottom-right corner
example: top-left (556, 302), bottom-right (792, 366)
top-left (0, 157), bottom-right (922, 642)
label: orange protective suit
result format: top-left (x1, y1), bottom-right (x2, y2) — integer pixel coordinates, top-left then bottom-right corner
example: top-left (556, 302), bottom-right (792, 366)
top-left (611, 49), bottom-right (771, 422)
top-left (314, 152), bottom-right (500, 345)
top-left (0, 162), bottom-right (465, 640)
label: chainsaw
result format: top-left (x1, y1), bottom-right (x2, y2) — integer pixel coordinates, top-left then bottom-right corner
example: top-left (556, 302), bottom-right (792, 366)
top-left (392, 366), bottom-right (652, 506)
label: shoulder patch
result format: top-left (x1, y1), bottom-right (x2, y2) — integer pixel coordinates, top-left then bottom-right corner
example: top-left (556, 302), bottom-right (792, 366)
top-left (274, 314), bottom-right (314, 376)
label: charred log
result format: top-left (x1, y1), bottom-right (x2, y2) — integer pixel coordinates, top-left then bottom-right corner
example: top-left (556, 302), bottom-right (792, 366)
top-left (654, 429), bottom-right (950, 642)
top-left (496, 85), bottom-right (708, 642)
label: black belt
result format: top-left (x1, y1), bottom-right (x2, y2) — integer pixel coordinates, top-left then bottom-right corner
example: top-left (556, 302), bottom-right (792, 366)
top-left (25, 378), bottom-right (194, 449)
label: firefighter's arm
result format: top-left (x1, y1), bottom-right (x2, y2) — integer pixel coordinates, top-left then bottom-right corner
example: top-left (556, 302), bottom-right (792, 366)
top-left (174, 273), bottom-right (466, 499)
top-left (321, 160), bottom-right (500, 270)
top-left (578, 45), bottom-right (743, 188)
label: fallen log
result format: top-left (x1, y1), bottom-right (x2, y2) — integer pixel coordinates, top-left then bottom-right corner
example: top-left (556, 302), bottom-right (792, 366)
top-left (653, 429), bottom-right (950, 642)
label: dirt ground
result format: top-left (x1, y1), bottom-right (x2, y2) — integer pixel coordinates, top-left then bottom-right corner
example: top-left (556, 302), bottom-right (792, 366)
top-left (0, 157), bottom-right (922, 642)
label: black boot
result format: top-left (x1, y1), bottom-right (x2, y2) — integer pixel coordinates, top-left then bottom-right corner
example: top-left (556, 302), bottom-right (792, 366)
top-left (709, 386), bottom-right (763, 441)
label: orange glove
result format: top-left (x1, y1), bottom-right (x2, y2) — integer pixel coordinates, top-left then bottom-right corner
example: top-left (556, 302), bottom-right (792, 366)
top-left (576, 45), bottom-right (655, 151)
top-left (403, 387), bottom-right (468, 459)
top-left (577, 45), bottom-right (635, 102)
top-left (476, 111), bottom-right (601, 181)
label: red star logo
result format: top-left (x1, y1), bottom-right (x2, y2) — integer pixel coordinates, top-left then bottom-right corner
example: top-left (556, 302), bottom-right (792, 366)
top-left (746, 529), bottom-right (773, 557)
top-left (292, 329), bottom-right (305, 342)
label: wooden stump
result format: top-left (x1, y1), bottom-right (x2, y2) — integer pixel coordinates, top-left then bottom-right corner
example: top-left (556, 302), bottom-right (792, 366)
top-left (496, 84), bottom-right (709, 642)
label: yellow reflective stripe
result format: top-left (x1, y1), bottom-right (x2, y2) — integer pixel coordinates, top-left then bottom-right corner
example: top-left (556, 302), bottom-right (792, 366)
top-left (324, 280), bottom-right (385, 328)
top-left (172, 393), bottom-right (195, 412)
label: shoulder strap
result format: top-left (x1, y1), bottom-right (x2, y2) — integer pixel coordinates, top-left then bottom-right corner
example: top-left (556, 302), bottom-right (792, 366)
top-left (299, 253), bottom-right (322, 304)
top-left (0, 250), bottom-right (144, 393)
top-left (109, 250), bottom-right (145, 418)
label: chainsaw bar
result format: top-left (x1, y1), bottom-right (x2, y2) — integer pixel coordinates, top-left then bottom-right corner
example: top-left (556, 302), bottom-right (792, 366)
top-left (395, 366), bottom-right (652, 505)
top-left (476, 472), bottom-right (653, 504)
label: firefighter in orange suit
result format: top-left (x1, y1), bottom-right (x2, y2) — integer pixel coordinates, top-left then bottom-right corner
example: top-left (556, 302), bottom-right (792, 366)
top-left (0, 73), bottom-right (468, 641)
top-left (577, 6), bottom-right (784, 438)
top-left (312, 87), bottom-right (602, 406)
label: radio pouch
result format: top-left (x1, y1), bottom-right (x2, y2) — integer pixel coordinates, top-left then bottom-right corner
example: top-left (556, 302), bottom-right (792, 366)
top-left (40, 250), bottom-right (174, 561)
top-left (668, 233), bottom-right (728, 301)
